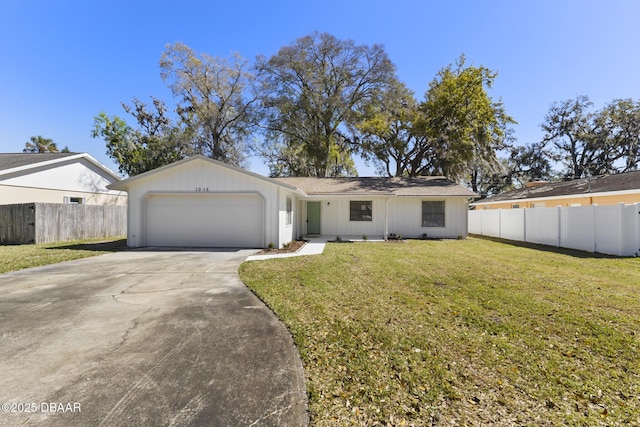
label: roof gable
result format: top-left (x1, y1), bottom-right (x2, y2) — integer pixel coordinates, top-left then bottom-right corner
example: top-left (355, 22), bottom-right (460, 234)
top-left (0, 152), bottom-right (121, 181)
top-left (107, 155), bottom-right (300, 192)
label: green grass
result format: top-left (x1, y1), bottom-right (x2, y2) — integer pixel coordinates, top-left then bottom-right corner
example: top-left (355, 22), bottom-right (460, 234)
top-left (0, 238), bottom-right (127, 273)
top-left (239, 237), bottom-right (640, 426)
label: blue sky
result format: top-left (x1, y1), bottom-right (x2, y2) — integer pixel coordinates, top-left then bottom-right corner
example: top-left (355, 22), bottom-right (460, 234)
top-left (1, 0), bottom-right (639, 177)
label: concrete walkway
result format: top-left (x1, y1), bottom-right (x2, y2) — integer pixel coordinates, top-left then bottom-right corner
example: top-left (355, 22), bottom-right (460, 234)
top-left (247, 236), bottom-right (384, 261)
top-left (245, 235), bottom-right (386, 261)
top-left (246, 237), bottom-right (329, 261)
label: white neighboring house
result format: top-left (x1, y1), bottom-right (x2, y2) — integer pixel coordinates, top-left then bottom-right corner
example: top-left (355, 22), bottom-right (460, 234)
top-left (0, 152), bottom-right (126, 206)
top-left (108, 155), bottom-right (478, 248)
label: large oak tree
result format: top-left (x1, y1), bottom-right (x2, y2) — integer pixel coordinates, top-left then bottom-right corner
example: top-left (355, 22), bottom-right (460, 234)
top-left (160, 43), bottom-right (259, 167)
top-left (420, 56), bottom-right (515, 191)
top-left (256, 32), bottom-right (396, 177)
top-left (596, 98), bottom-right (640, 173)
top-left (541, 95), bottom-right (640, 179)
top-left (357, 78), bottom-right (424, 177)
top-left (358, 55), bottom-right (514, 194)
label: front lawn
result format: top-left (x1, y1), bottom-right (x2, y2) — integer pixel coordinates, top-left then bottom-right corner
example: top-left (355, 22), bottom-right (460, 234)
top-left (0, 238), bottom-right (127, 274)
top-left (239, 237), bottom-right (640, 426)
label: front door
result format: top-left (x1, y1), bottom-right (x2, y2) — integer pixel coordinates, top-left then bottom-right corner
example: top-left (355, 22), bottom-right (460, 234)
top-left (307, 201), bottom-right (321, 234)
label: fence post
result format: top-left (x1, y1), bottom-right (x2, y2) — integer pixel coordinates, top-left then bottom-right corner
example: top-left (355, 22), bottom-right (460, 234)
top-left (557, 206), bottom-right (562, 247)
top-left (619, 203), bottom-right (625, 256)
top-left (636, 203), bottom-right (640, 257)
top-left (498, 208), bottom-right (502, 239)
top-left (592, 204), bottom-right (598, 253)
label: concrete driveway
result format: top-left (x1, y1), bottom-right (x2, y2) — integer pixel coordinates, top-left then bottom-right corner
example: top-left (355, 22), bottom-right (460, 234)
top-left (0, 250), bottom-right (307, 426)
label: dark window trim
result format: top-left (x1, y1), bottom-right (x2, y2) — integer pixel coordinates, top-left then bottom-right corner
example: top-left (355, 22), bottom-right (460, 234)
top-left (65, 196), bottom-right (85, 205)
top-left (286, 197), bottom-right (293, 226)
top-left (422, 200), bottom-right (445, 227)
top-left (350, 200), bottom-right (372, 222)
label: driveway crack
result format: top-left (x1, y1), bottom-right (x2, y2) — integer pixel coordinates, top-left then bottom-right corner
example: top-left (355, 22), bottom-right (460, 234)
top-left (118, 317), bottom-right (139, 348)
top-left (110, 280), bottom-right (143, 304)
top-left (98, 307), bottom-right (152, 364)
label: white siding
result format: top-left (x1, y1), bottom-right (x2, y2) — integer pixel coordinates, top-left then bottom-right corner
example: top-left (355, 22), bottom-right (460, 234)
top-left (388, 197), bottom-right (469, 238)
top-left (0, 158), bottom-right (125, 205)
top-left (277, 189), bottom-right (299, 248)
top-left (0, 184), bottom-right (126, 205)
top-left (298, 196), bottom-right (470, 239)
top-left (1, 158), bottom-right (117, 194)
top-left (124, 159), bottom-right (283, 248)
top-left (298, 198), bottom-right (386, 238)
top-left (334, 198), bottom-right (385, 237)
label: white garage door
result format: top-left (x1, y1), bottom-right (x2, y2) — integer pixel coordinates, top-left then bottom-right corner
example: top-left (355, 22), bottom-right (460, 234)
top-left (145, 194), bottom-right (263, 248)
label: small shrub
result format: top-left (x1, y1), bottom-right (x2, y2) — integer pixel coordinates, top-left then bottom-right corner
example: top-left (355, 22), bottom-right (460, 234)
top-left (362, 235), bottom-right (368, 241)
top-left (335, 235), bottom-right (342, 242)
top-left (388, 233), bottom-right (403, 241)
top-left (421, 233), bottom-right (428, 240)
top-left (267, 242), bottom-right (274, 249)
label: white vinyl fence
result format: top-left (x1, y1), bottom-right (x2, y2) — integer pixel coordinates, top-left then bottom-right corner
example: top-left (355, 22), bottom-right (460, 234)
top-left (469, 203), bottom-right (640, 256)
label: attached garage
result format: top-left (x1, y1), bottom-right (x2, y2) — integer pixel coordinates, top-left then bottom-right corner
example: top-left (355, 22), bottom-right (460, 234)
top-left (144, 193), bottom-right (264, 248)
top-left (107, 156), bottom-right (301, 249)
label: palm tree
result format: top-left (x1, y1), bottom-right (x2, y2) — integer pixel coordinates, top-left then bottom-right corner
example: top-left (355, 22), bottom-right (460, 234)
top-left (23, 136), bottom-right (59, 153)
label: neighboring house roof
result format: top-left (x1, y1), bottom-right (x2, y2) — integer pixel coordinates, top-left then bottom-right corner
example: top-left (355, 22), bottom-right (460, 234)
top-left (473, 170), bottom-right (640, 205)
top-left (0, 152), bottom-right (122, 181)
top-left (0, 152), bottom-right (77, 170)
top-left (275, 176), bottom-right (478, 197)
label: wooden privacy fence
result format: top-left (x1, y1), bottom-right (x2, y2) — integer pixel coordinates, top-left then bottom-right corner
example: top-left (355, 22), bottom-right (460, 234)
top-left (0, 203), bottom-right (126, 244)
top-left (469, 203), bottom-right (640, 257)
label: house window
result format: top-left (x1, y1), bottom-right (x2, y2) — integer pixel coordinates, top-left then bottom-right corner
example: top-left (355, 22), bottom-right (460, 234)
top-left (350, 201), bottom-right (372, 221)
top-left (422, 201), bottom-right (445, 227)
top-left (511, 204), bottom-right (520, 209)
top-left (64, 196), bottom-right (85, 204)
top-left (286, 197), bottom-right (292, 225)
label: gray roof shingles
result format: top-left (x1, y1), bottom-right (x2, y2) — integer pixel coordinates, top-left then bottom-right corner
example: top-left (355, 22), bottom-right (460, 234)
top-left (475, 170), bottom-right (640, 204)
top-left (274, 176), bottom-right (478, 197)
top-left (0, 153), bottom-right (77, 171)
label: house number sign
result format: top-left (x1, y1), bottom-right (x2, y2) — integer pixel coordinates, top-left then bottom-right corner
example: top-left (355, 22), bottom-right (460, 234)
top-left (195, 187), bottom-right (209, 192)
